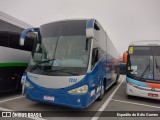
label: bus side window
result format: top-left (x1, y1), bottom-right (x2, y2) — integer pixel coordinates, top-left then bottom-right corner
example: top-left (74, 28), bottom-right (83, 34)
top-left (92, 48), bottom-right (99, 69)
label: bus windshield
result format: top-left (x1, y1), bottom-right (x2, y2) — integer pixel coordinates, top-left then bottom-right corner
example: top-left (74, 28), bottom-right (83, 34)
top-left (27, 20), bottom-right (91, 76)
top-left (127, 46), bottom-right (160, 81)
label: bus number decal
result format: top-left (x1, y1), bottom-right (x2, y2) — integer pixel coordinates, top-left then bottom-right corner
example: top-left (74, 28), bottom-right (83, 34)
top-left (69, 78), bottom-right (77, 83)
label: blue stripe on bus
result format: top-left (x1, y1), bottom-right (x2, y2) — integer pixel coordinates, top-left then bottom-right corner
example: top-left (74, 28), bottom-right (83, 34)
top-left (126, 77), bottom-right (148, 87)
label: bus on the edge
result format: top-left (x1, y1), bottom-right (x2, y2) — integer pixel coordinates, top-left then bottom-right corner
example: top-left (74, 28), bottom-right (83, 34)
top-left (0, 11), bottom-right (34, 93)
top-left (20, 19), bottom-right (120, 108)
top-left (126, 40), bottom-right (160, 100)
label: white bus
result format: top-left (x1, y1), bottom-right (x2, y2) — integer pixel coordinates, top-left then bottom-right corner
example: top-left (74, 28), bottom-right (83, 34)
top-left (126, 40), bottom-right (160, 99)
top-left (20, 19), bottom-right (120, 108)
top-left (0, 11), bottom-right (35, 93)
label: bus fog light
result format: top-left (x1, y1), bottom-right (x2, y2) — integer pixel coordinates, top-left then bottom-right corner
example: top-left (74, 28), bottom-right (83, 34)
top-left (68, 85), bottom-right (88, 94)
top-left (25, 80), bottom-right (33, 88)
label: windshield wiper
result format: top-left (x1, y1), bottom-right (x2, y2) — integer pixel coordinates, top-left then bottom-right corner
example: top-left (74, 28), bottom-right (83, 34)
top-left (155, 58), bottom-right (160, 73)
top-left (29, 58), bottom-right (55, 72)
top-left (140, 56), bottom-right (151, 79)
top-left (140, 57), bottom-right (151, 79)
top-left (44, 69), bottom-right (80, 75)
top-left (140, 64), bottom-right (150, 79)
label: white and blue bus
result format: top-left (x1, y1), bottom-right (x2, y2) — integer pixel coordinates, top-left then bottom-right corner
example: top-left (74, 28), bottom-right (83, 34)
top-left (126, 40), bottom-right (160, 99)
top-left (0, 11), bottom-right (35, 93)
top-left (20, 19), bottom-right (120, 108)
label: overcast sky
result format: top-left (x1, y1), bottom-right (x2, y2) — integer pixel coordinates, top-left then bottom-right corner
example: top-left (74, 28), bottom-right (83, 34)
top-left (0, 0), bottom-right (160, 55)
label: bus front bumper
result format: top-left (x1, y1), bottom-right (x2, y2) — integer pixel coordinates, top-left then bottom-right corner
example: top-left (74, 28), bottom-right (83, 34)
top-left (126, 83), bottom-right (160, 100)
top-left (23, 86), bottom-right (93, 109)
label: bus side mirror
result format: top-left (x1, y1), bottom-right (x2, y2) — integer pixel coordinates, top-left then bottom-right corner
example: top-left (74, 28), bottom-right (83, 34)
top-left (19, 30), bottom-right (28, 46)
top-left (86, 21), bottom-right (100, 39)
top-left (86, 28), bottom-right (94, 39)
top-left (19, 28), bottom-right (40, 46)
top-left (20, 37), bottom-right (25, 46)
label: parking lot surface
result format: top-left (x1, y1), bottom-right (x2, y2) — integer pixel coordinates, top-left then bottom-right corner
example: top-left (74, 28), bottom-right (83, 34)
top-left (0, 75), bottom-right (160, 120)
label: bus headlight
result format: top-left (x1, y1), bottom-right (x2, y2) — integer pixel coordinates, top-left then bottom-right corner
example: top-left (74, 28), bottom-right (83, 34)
top-left (25, 80), bottom-right (33, 88)
top-left (68, 85), bottom-right (88, 94)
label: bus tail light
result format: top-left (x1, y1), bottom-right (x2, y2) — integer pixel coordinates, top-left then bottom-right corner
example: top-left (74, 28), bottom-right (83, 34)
top-left (68, 85), bottom-right (88, 94)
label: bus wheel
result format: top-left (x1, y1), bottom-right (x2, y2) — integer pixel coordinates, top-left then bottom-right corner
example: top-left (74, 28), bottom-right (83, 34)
top-left (115, 72), bottom-right (120, 85)
top-left (97, 85), bottom-right (104, 101)
top-left (126, 92), bottom-right (132, 98)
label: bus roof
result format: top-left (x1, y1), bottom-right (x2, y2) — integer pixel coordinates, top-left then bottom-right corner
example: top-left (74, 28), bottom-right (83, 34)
top-left (41, 18), bottom-right (105, 31)
top-left (130, 40), bottom-right (160, 46)
top-left (0, 11), bottom-right (33, 29)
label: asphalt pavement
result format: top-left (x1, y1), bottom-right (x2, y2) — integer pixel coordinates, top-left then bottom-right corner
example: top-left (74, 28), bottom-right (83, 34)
top-left (0, 75), bottom-right (160, 120)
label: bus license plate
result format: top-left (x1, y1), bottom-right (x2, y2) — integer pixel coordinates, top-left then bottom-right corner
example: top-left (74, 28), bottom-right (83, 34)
top-left (148, 93), bottom-right (158, 98)
top-left (43, 95), bottom-right (54, 101)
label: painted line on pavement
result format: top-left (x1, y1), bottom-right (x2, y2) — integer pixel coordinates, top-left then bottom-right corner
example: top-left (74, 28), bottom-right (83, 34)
top-left (0, 96), bottom-right (23, 103)
top-left (91, 77), bottom-right (125, 120)
top-left (111, 99), bottom-right (160, 109)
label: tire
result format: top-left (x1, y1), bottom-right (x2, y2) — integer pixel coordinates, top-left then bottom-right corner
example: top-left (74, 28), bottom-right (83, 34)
top-left (127, 94), bottom-right (132, 99)
top-left (115, 68), bottom-right (120, 85)
top-left (114, 74), bottom-right (119, 85)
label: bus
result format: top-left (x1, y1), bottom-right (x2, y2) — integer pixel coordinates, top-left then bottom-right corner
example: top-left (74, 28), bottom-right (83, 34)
top-left (20, 19), bottom-right (120, 108)
top-left (0, 11), bottom-right (34, 93)
top-left (126, 40), bottom-right (160, 99)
